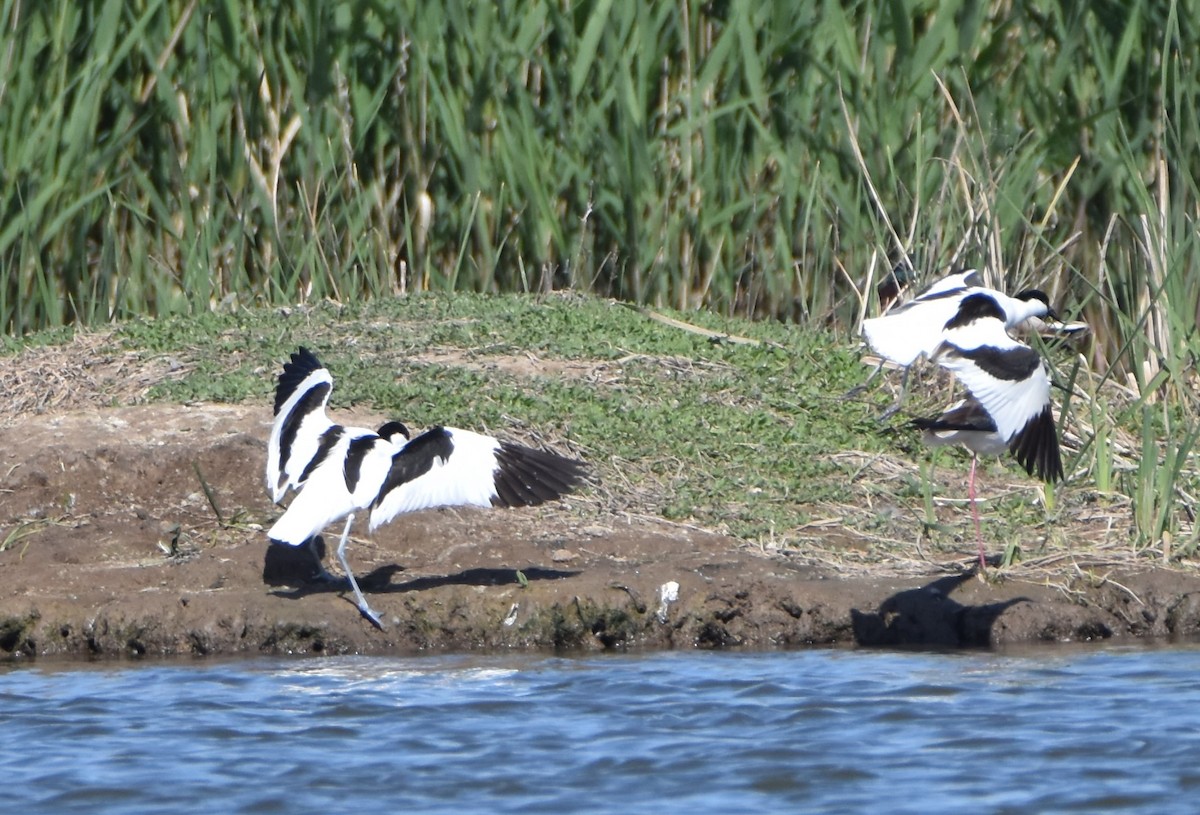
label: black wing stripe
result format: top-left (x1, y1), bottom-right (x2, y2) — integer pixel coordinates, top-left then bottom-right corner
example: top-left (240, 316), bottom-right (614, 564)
top-left (370, 428), bottom-right (456, 509)
top-left (344, 435), bottom-right (377, 494)
top-left (912, 415), bottom-right (998, 434)
top-left (889, 286), bottom-right (967, 314)
top-left (950, 344), bottom-right (1042, 382)
top-left (298, 426), bottom-right (343, 485)
top-left (912, 399), bottom-right (997, 434)
top-left (943, 292), bottom-right (1007, 330)
top-left (277, 381), bottom-right (332, 483)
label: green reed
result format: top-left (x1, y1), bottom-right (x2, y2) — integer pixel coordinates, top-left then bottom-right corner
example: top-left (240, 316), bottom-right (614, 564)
top-left (1, 0), bottom-right (1196, 340)
top-left (0, 0), bottom-right (1190, 298)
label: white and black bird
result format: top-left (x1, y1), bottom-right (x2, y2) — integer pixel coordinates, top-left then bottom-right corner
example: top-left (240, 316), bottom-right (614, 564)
top-left (862, 269), bottom-right (1061, 367)
top-left (912, 292), bottom-right (1064, 569)
top-left (265, 347), bottom-right (588, 627)
top-left (859, 270), bottom-right (1066, 415)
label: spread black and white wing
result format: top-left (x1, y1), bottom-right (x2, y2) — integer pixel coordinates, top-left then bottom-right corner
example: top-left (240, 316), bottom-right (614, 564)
top-left (266, 347), bottom-right (336, 503)
top-left (368, 427), bottom-right (588, 530)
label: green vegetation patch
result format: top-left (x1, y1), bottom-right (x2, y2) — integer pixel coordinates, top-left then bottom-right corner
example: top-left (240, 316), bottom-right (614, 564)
top-left (113, 293), bottom-right (882, 544)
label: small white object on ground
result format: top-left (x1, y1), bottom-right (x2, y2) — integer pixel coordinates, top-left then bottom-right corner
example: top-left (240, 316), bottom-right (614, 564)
top-left (502, 603), bottom-right (520, 627)
top-left (656, 581), bottom-right (680, 623)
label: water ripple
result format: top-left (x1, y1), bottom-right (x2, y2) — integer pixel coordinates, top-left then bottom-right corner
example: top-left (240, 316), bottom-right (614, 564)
top-left (5, 644), bottom-right (1200, 813)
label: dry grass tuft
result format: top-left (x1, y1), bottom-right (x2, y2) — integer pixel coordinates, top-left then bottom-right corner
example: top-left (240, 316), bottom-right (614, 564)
top-left (1, 331), bottom-right (192, 421)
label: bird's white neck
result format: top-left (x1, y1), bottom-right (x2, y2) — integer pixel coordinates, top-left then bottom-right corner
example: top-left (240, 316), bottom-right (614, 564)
top-left (1003, 295), bottom-right (1049, 327)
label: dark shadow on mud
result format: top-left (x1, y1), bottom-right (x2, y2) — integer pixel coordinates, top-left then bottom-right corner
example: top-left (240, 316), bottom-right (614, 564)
top-left (851, 572), bottom-right (1029, 648)
top-left (382, 567), bottom-right (580, 592)
top-left (261, 537), bottom-right (578, 600)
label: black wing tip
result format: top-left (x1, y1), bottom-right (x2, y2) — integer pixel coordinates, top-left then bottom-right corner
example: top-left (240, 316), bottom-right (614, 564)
top-left (960, 269), bottom-right (983, 287)
top-left (493, 441), bottom-right (589, 508)
top-left (1009, 405), bottom-right (1064, 484)
top-left (287, 346), bottom-right (323, 373)
top-left (274, 346), bottom-right (326, 415)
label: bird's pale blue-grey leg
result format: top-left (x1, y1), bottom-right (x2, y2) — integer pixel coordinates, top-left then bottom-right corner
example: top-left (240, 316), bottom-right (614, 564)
top-left (843, 357), bottom-right (886, 400)
top-left (334, 513), bottom-right (384, 629)
top-left (877, 366), bottom-right (911, 421)
top-left (968, 454), bottom-right (987, 571)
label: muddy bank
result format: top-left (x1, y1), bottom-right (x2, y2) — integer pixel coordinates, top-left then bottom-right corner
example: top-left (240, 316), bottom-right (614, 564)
top-left (2, 404), bottom-right (1200, 662)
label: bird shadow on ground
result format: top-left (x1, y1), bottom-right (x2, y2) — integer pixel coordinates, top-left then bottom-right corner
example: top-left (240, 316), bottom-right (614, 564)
top-left (378, 566), bottom-right (580, 592)
top-left (261, 537), bottom-right (578, 600)
top-left (850, 572), bottom-right (1029, 648)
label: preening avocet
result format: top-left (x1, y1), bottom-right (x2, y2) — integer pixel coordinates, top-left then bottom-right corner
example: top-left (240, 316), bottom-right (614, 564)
top-left (266, 347), bottom-right (588, 628)
top-left (913, 292), bottom-right (1064, 569)
top-left (862, 270), bottom-right (1060, 367)
top-left (858, 269), bottom-right (1068, 416)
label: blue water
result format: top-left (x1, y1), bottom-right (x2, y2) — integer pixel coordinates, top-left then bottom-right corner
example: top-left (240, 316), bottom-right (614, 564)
top-left (3, 645), bottom-right (1199, 814)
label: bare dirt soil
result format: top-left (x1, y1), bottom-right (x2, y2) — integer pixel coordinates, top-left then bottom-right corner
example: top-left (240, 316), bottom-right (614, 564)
top-left (5, 401), bottom-right (1200, 663)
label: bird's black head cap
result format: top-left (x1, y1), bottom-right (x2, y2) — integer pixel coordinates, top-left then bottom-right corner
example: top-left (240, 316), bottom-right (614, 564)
top-left (377, 421), bottom-right (411, 442)
top-left (1013, 289), bottom-right (1058, 319)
